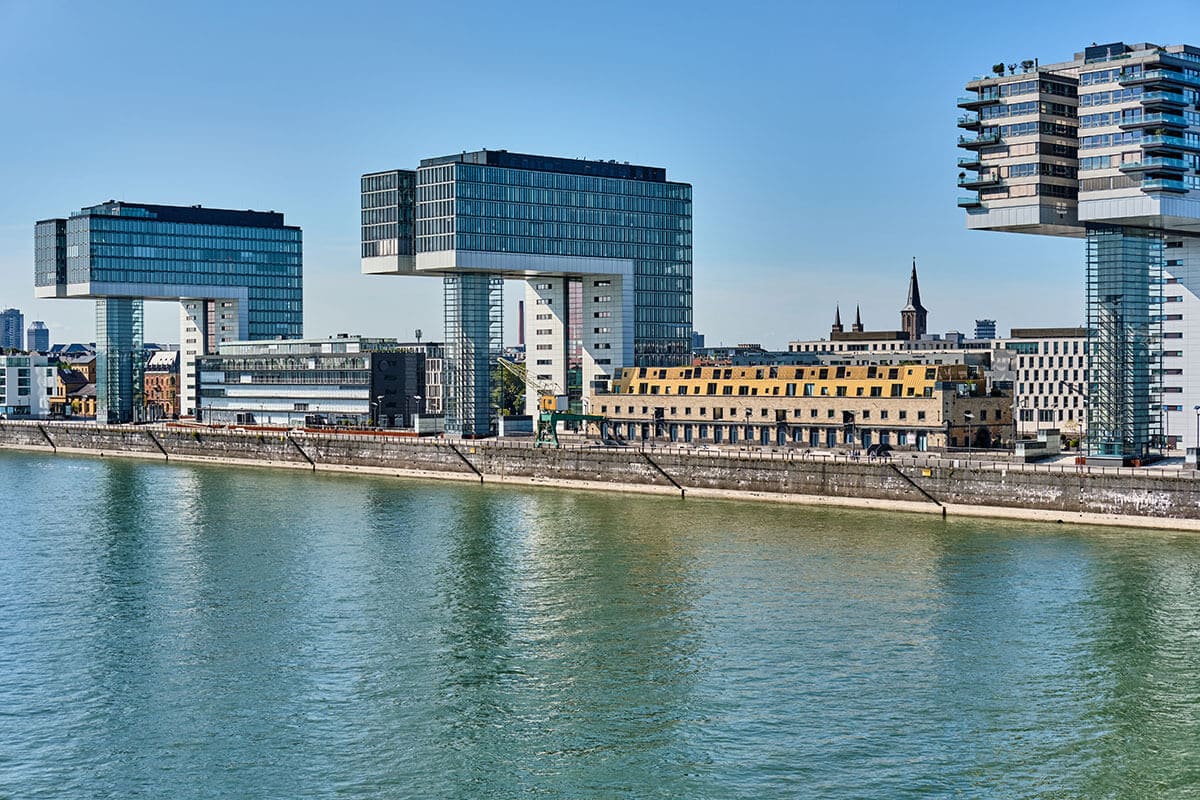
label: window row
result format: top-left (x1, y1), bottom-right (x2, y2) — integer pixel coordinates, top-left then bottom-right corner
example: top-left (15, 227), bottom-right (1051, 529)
top-left (454, 163), bottom-right (691, 200)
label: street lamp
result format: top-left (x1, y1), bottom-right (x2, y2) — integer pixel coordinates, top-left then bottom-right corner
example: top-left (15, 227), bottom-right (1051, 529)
top-left (370, 394), bottom-right (384, 427)
top-left (1193, 404), bottom-right (1200, 468)
top-left (411, 395), bottom-right (423, 430)
top-left (963, 411), bottom-right (975, 465)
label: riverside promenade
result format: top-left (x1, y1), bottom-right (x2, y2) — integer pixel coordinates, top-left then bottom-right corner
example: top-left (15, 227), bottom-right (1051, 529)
top-left (1, 420), bottom-right (1198, 531)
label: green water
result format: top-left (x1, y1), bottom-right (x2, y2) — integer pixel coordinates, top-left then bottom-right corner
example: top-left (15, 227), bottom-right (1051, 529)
top-left (1, 450), bottom-right (1199, 798)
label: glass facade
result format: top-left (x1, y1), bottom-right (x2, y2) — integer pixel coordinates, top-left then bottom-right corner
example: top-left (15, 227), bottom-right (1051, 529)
top-left (95, 298), bottom-right (144, 424)
top-left (42, 204), bottom-right (303, 340)
top-left (198, 344), bottom-right (425, 428)
top-left (361, 170), bottom-right (416, 259)
top-left (33, 219), bottom-right (66, 291)
top-left (0, 308), bottom-right (23, 351)
top-left (1086, 224), bottom-right (1163, 460)
top-left (442, 274), bottom-right (503, 435)
top-left (35, 202), bottom-right (304, 422)
top-left (364, 150), bottom-right (693, 436)
top-left (416, 160), bottom-right (692, 365)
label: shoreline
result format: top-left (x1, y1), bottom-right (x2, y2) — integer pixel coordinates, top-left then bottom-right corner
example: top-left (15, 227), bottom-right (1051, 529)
top-left (4, 437), bottom-right (1198, 533)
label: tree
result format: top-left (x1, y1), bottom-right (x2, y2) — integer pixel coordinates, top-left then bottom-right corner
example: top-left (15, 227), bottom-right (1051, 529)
top-left (492, 362), bottom-right (526, 416)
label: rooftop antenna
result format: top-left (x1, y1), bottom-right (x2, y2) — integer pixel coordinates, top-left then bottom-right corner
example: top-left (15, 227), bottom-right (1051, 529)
top-left (415, 328), bottom-right (422, 343)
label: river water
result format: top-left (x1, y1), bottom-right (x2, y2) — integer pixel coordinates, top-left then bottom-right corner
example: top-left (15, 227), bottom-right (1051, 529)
top-left (2, 451), bottom-right (1199, 798)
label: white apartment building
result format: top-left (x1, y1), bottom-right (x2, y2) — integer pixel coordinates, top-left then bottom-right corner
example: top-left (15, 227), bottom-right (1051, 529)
top-left (0, 354), bottom-right (56, 418)
top-left (995, 328), bottom-right (1088, 440)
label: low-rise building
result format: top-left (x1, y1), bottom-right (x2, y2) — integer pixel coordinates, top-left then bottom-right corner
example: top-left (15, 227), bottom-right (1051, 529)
top-left (51, 367), bottom-right (90, 416)
top-left (595, 363), bottom-right (1011, 450)
top-left (995, 327), bottom-right (1088, 442)
top-left (0, 354), bottom-right (57, 418)
top-left (144, 350), bottom-right (181, 420)
top-left (197, 335), bottom-right (429, 427)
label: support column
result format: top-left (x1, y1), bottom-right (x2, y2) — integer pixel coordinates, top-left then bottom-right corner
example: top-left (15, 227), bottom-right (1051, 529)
top-left (1085, 224), bottom-right (1162, 462)
top-left (580, 273), bottom-right (632, 400)
top-left (95, 298), bottom-right (144, 424)
top-left (180, 298), bottom-right (242, 419)
top-left (524, 277), bottom-right (569, 415)
top-left (444, 274), bottom-right (502, 436)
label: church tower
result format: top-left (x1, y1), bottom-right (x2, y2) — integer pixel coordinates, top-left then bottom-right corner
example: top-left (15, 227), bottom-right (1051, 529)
top-left (900, 258), bottom-right (928, 341)
top-left (831, 305), bottom-right (843, 335)
top-left (851, 305), bottom-right (864, 333)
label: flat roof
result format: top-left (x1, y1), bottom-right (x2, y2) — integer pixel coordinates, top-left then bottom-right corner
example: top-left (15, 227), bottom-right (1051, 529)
top-left (1009, 327), bottom-right (1087, 339)
top-left (66, 202), bottom-right (294, 230)
top-left (418, 149), bottom-right (672, 183)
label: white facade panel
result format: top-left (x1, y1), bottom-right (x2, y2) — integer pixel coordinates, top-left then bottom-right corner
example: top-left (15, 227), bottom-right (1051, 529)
top-left (417, 250), bottom-right (634, 278)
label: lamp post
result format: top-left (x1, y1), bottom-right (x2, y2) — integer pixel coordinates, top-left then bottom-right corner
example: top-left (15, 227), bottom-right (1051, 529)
top-left (964, 411), bottom-right (975, 466)
top-left (370, 394), bottom-right (384, 427)
top-left (1194, 404), bottom-right (1200, 468)
top-left (411, 395), bottom-right (423, 431)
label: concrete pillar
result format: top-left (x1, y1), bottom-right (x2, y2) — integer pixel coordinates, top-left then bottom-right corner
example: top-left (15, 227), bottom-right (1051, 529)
top-left (580, 273), bottom-right (632, 399)
top-left (180, 298), bottom-right (242, 418)
top-left (524, 277), bottom-right (569, 415)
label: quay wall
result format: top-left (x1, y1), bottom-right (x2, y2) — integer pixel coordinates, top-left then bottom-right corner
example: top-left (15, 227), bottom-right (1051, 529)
top-left (2, 422), bottom-right (1198, 530)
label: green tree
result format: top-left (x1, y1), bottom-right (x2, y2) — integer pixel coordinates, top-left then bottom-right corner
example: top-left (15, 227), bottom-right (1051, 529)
top-left (493, 362), bottom-right (527, 416)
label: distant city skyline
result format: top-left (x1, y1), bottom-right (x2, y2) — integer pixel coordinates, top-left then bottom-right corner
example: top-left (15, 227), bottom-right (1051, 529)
top-left (4, 1), bottom-right (1198, 348)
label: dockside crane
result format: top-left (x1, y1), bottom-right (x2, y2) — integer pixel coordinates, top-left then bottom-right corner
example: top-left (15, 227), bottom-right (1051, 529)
top-left (495, 357), bottom-right (608, 447)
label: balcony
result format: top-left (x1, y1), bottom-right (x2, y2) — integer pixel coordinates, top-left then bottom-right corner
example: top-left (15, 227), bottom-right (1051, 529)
top-left (957, 155), bottom-right (982, 171)
top-left (1142, 134), bottom-right (1200, 152)
top-left (957, 113), bottom-right (981, 129)
top-left (1142, 178), bottom-right (1189, 193)
top-left (1140, 90), bottom-right (1187, 108)
top-left (1121, 68), bottom-right (1200, 88)
top-left (958, 131), bottom-right (1000, 149)
top-left (957, 195), bottom-right (984, 209)
top-left (957, 94), bottom-right (995, 110)
top-left (958, 172), bottom-right (1000, 189)
top-left (1119, 112), bottom-right (1188, 130)
top-left (1119, 157), bottom-right (1188, 174)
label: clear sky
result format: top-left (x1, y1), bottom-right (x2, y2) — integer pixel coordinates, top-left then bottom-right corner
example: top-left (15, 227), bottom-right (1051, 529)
top-left (3, 0), bottom-right (1200, 348)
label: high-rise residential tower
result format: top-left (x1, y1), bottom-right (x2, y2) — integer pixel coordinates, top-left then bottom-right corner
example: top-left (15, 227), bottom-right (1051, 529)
top-left (361, 150), bottom-right (693, 436)
top-left (35, 202), bottom-right (302, 422)
top-left (0, 308), bottom-right (23, 351)
top-left (958, 41), bottom-right (1200, 462)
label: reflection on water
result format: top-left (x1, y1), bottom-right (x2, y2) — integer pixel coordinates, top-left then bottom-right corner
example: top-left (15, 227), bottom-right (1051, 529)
top-left (2, 451), bottom-right (1200, 798)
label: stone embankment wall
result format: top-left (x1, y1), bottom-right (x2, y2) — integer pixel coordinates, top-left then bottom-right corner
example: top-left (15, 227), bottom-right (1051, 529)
top-left (2, 421), bottom-right (1198, 530)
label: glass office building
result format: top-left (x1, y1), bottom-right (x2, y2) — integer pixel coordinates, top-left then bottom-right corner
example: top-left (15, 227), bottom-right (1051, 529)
top-left (362, 150), bottom-right (692, 436)
top-left (197, 336), bottom-right (426, 427)
top-left (35, 202), bottom-right (302, 422)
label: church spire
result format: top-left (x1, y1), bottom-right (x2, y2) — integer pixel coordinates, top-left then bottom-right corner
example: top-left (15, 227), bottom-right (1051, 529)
top-left (900, 258), bottom-right (928, 341)
top-left (852, 305), bottom-right (863, 333)
top-left (831, 304), bottom-right (843, 335)
top-left (904, 257), bottom-right (925, 312)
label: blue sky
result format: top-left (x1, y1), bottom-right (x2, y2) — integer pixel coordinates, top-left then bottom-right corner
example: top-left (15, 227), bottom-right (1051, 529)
top-left (3, 0), bottom-right (1200, 348)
